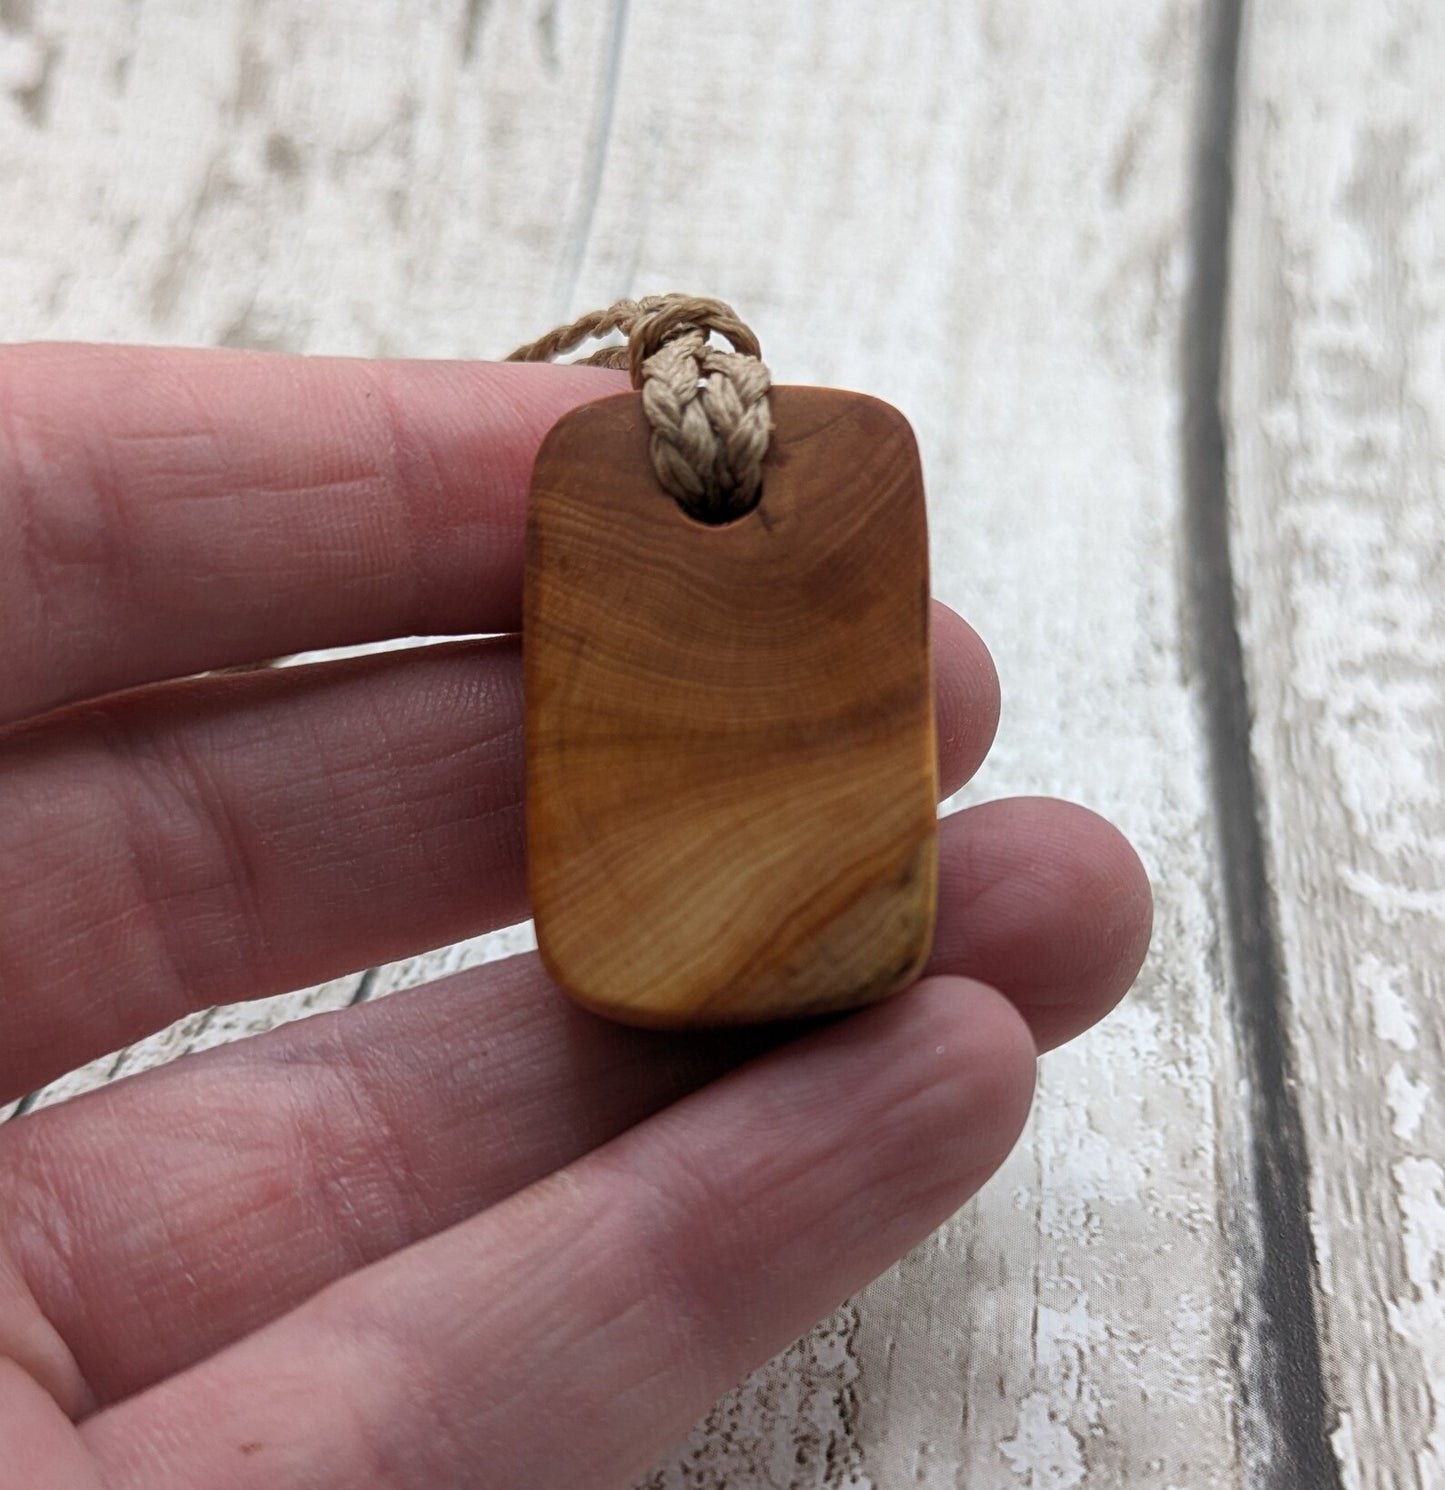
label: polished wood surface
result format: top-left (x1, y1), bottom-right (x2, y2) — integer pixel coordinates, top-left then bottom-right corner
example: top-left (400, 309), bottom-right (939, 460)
top-left (524, 387), bottom-right (937, 1026)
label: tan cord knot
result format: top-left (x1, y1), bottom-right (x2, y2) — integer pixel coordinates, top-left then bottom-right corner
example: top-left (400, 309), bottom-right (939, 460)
top-left (508, 295), bottom-right (773, 523)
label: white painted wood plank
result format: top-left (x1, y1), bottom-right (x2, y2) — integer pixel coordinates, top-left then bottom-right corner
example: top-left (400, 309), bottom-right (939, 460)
top-left (578, 4), bottom-right (1238, 1485)
top-left (0, 0), bottom-right (614, 1101)
top-left (1, 2), bottom-right (1241, 1484)
top-left (0, 0), bottom-right (620, 356)
top-left (1228, 4), bottom-right (1445, 1485)
top-left (12, 973), bottom-right (367, 1113)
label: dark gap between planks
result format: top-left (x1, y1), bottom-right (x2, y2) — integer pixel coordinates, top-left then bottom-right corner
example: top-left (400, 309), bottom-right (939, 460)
top-left (1180, 0), bottom-right (1346, 1485)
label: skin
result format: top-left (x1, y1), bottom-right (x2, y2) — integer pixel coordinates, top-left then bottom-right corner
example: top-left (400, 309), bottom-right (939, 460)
top-left (0, 346), bottom-right (1153, 1490)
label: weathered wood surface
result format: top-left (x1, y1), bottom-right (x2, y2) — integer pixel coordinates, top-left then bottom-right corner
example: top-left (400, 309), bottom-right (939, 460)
top-left (0, 0), bottom-right (1438, 1484)
top-left (1228, 2), bottom-right (1445, 1485)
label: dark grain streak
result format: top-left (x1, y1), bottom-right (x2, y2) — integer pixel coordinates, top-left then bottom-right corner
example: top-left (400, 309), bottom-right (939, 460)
top-left (148, 159), bottom-right (231, 323)
top-left (553, 0), bottom-right (631, 317)
top-left (535, 0), bottom-right (560, 72)
top-left (347, 966), bottom-right (382, 1007)
top-left (233, 38), bottom-right (269, 119)
top-left (460, 0), bottom-right (490, 63)
top-left (264, 131), bottom-right (303, 179)
top-left (217, 304), bottom-right (291, 353)
top-left (11, 34), bottom-right (58, 125)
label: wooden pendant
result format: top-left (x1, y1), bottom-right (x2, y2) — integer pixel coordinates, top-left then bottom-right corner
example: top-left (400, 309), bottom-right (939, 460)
top-left (524, 386), bottom-right (937, 1027)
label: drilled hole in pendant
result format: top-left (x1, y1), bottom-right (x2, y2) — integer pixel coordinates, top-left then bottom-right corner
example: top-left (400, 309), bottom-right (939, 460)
top-left (678, 484), bottom-right (765, 528)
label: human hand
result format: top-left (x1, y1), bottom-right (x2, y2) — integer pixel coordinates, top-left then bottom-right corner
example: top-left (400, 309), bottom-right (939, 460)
top-left (0, 346), bottom-right (1152, 1489)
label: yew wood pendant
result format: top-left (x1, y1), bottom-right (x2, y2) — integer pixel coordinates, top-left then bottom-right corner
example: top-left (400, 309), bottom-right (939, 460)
top-left (524, 385), bottom-right (937, 1027)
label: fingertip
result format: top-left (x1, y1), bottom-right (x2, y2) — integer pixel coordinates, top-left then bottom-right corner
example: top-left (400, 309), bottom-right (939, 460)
top-left (1024, 798), bottom-right (1155, 1013)
top-left (931, 601), bottom-right (1000, 797)
top-left (1088, 806), bottom-right (1155, 987)
top-left (930, 796), bottom-right (1155, 1052)
top-left (896, 976), bottom-right (1037, 1194)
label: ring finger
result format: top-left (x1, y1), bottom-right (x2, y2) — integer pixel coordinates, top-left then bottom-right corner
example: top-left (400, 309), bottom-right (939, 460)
top-left (0, 603), bottom-right (999, 1102)
top-left (0, 794), bottom-right (1150, 1407)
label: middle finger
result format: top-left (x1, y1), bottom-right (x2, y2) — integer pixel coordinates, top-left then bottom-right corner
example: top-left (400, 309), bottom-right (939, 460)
top-left (0, 604), bottom-right (998, 1101)
top-left (3, 794), bottom-right (1147, 1407)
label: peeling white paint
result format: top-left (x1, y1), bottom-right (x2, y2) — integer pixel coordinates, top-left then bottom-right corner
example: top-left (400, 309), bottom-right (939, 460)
top-left (1362, 956), bottom-right (1420, 1051)
top-left (1229, 4), bottom-right (1445, 1485)
top-left (999, 1392), bottom-right (1087, 1489)
top-left (1387, 1158), bottom-right (1445, 1486)
top-left (1386, 1065), bottom-right (1431, 1144)
top-left (1341, 867), bottom-right (1445, 925)
top-left (1332, 1413), bottom-right (1363, 1490)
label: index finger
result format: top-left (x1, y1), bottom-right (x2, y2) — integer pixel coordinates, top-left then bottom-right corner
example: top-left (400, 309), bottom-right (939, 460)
top-left (0, 345), bottom-right (625, 725)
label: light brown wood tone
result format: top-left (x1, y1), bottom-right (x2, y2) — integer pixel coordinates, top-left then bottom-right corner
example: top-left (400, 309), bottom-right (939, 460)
top-left (524, 386), bottom-right (937, 1027)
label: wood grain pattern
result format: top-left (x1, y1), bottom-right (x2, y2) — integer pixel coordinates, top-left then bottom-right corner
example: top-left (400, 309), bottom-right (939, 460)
top-left (526, 387), bottom-right (937, 1026)
top-left (1228, 3), bottom-right (1445, 1483)
top-left (7, 0), bottom-right (1437, 1484)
